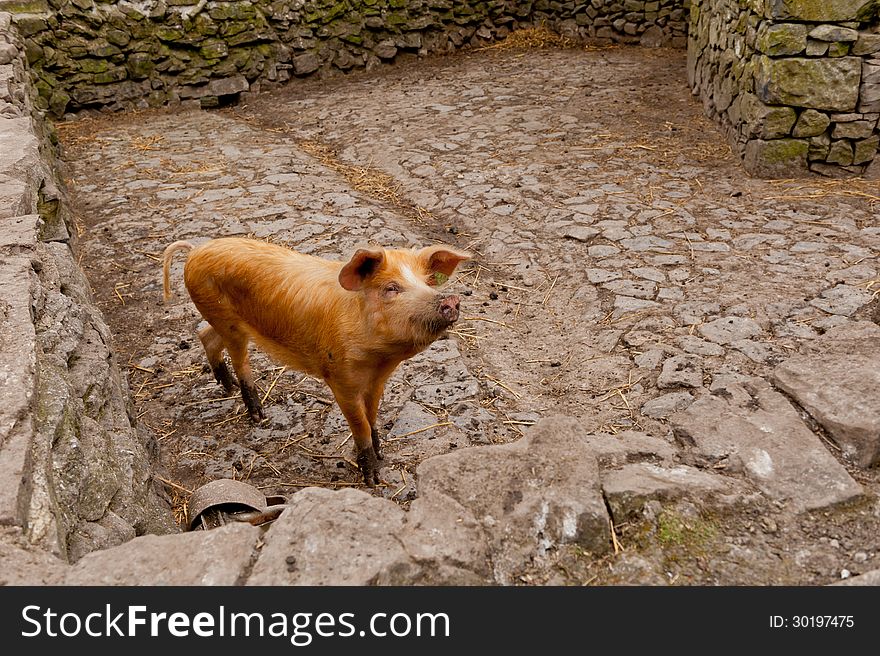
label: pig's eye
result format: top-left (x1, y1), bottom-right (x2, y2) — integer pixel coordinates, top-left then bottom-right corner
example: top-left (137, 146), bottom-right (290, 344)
top-left (383, 282), bottom-right (401, 298)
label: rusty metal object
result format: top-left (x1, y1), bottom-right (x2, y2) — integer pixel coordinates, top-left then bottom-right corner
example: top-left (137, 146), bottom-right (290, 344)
top-left (187, 478), bottom-right (288, 530)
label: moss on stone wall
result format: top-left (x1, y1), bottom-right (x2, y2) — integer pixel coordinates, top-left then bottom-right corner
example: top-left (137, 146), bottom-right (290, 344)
top-left (11, 0), bottom-right (690, 117)
top-left (690, 0), bottom-right (880, 177)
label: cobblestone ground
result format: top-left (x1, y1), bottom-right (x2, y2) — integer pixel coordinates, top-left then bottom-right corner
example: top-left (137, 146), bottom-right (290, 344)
top-left (59, 45), bottom-right (880, 584)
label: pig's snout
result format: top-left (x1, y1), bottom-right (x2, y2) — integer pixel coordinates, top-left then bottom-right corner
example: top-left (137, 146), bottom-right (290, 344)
top-left (439, 295), bottom-right (460, 324)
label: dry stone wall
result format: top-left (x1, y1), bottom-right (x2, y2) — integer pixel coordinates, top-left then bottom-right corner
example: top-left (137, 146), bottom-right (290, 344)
top-left (689, 0), bottom-right (880, 177)
top-left (0, 10), bottom-right (174, 563)
top-left (9, 0), bottom-right (690, 117)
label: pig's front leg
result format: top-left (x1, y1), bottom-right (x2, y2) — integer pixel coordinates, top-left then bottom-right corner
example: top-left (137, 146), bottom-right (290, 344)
top-left (364, 377), bottom-right (391, 462)
top-left (332, 390), bottom-right (381, 486)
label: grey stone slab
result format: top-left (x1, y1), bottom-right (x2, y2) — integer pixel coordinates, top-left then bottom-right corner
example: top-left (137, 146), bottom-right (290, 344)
top-left (0, 528), bottom-right (67, 585)
top-left (698, 316), bottom-right (763, 344)
top-left (587, 268), bottom-right (621, 284)
top-left (0, 257), bottom-right (37, 521)
top-left (676, 335), bottom-right (726, 357)
top-left (809, 25), bottom-right (859, 42)
top-left (670, 377), bottom-right (862, 512)
top-left (377, 492), bottom-right (492, 584)
top-left (831, 569), bottom-right (880, 586)
top-left (0, 213), bottom-right (39, 248)
top-left (562, 225), bottom-right (599, 242)
top-left (731, 339), bottom-right (779, 363)
top-left (613, 296), bottom-right (661, 318)
top-left (620, 236), bottom-right (675, 252)
top-left (630, 266), bottom-right (666, 282)
top-left (810, 284), bottom-right (872, 316)
top-left (65, 523), bottom-right (260, 585)
top-left (641, 391), bottom-right (695, 418)
top-left (657, 354), bottom-right (704, 389)
top-left (765, 2), bottom-right (875, 22)
top-left (602, 463), bottom-right (745, 520)
top-left (581, 431), bottom-right (677, 466)
top-left (0, 416), bottom-right (28, 526)
top-left (773, 334), bottom-right (880, 467)
top-left (602, 278), bottom-right (658, 299)
top-left (588, 244), bottom-right (620, 258)
top-left (755, 56), bottom-right (861, 112)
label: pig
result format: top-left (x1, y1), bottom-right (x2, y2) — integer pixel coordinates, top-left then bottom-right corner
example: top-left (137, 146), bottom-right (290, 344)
top-left (162, 236), bottom-right (470, 486)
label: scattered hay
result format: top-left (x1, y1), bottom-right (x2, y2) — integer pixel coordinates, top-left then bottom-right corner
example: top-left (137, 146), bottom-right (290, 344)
top-left (386, 421), bottom-right (454, 442)
top-left (299, 140), bottom-right (402, 204)
top-left (298, 139), bottom-right (441, 226)
top-left (765, 178), bottom-right (880, 210)
top-left (130, 134), bottom-right (165, 152)
top-left (480, 26), bottom-right (614, 51)
top-left (155, 476), bottom-right (192, 528)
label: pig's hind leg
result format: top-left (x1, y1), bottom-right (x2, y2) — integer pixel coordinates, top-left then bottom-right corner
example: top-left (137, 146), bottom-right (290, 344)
top-left (218, 324), bottom-right (265, 424)
top-left (197, 324), bottom-right (238, 393)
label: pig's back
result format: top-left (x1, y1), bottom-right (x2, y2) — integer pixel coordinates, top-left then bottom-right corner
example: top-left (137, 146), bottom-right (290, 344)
top-left (184, 238), bottom-right (352, 371)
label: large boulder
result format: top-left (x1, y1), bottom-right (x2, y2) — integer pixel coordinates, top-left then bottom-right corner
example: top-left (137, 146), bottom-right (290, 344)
top-left (416, 416), bottom-right (611, 585)
top-left (248, 488), bottom-right (409, 586)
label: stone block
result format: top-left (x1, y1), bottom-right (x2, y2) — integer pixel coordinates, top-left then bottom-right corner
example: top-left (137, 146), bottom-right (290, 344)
top-left (247, 488), bottom-right (410, 585)
top-left (853, 135), bottom-right (879, 164)
top-left (808, 25), bottom-right (859, 42)
top-left (828, 42), bottom-right (851, 57)
top-left (805, 39), bottom-right (829, 56)
top-left (756, 22), bottom-right (807, 55)
top-left (831, 119), bottom-right (877, 139)
top-left (853, 32), bottom-right (880, 56)
top-left (755, 55), bottom-right (861, 111)
top-left (602, 463), bottom-right (745, 521)
top-left (744, 138), bottom-right (810, 177)
top-left (417, 417), bottom-right (611, 583)
top-left (740, 93), bottom-right (797, 138)
top-left (792, 108), bottom-right (830, 137)
top-left (826, 139), bottom-right (854, 165)
top-left (808, 133), bottom-right (832, 160)
top-left (65, 523), bottom-right (259, 584)
top-left (774, 330), bottom-right (880, 467)
top-left (764, 1), bottom-right (879, 22)
top-left (207, 75), bottom-right (248, 96)
top-left (292, 51), bottom-right (320, 75)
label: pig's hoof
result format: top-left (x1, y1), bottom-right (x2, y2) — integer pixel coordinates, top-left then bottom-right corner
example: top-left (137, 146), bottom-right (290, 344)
top-left (356, 449), bottom-right (381, 487)
top-left (214, 362), bottom-right (238, 394)
top-left (240, 385), bottom-right (265, 424)
top-left (247, 405), bottom-right (266, 424)
top-left (211, 362), bottom-right (239, 393)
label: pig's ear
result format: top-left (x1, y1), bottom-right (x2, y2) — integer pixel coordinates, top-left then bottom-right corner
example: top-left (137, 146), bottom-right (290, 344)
top-left (339, 248), bottom-right (385, 291)
top-left (418, 245), bottom-right (471, 280)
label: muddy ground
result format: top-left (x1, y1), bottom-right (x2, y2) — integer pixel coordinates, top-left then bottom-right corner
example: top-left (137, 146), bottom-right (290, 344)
top-left (57, 43), bottom-right (880, 585)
